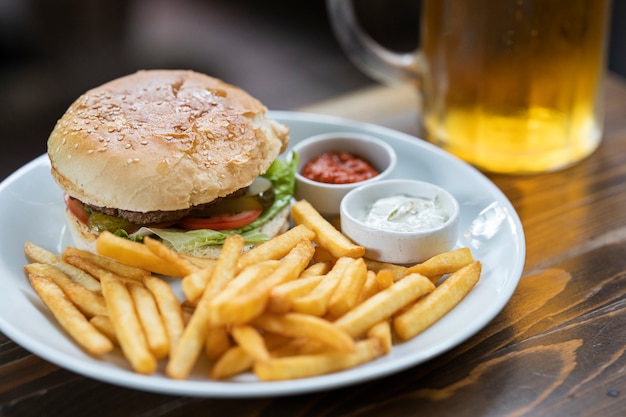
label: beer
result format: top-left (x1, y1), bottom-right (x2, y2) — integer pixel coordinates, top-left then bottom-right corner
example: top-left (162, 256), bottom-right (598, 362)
top-left (420, 0), bottom-right (610, 173)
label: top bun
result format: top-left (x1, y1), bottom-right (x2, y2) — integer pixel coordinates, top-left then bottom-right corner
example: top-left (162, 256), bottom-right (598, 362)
top-left (47, 70), bottom-right (289, 212)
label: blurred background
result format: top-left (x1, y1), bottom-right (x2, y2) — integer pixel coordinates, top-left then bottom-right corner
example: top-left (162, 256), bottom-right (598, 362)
top-left (1, 0), bottom-right (625, 180)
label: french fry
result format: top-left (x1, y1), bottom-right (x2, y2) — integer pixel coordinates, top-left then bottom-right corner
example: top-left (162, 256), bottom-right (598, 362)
top-left (89, 315), bottom-right (119, 345)
top-left (181, 264), bottom-right (215, 303)
top-left (203, 235), bottom-right (245, 295)
top-left (101, 274), bottom-right (156, 374)
top-left (291, 257), bottom-right (353, 317)
top-left (237, 224), bottom-right (315, 270)
top-left (364, 258), bottom-right (407, 282)
top-left (24, 242), bottom-right (101, 291)
top-left (212, 261), bottom-right (281, 302)
top-left (244, 238), bottom-right (315, 291)
top-left (267, 274), bottom-right (323, 314)
top-left (300, 261), bottom-right (332, 278)
top-left (64, 255), bottom-right (140, 286)
top-left (405, 247), bottom-right (474, 281)
top-left (128, 282), bottom-right (170, 360)
top-left (230, 325), bottom-right (270, 362)
top-left (210, 346), bottom-right (253, 380)
top-left (28, 275), bottom-right (113, 355)
top-left (252, 312), bottom-right (355, 353)
top-left (254, 338), bottom-right (384, 381)
top-left (62, 246), bottom-right (149, 281)
top-left (144, 236), bottom-right (199, 276)
top-left (394, 261), bottom-right (481, 340)
top-left (59, 280), bottom-right (108, 318)
top-left (375, 269), bottom-right (395, 290)
top-left (367, 321), bottom-right (392, 354)
top-left (25, 263), bottom-right (107, 317)
top-left (181, 253), bottom-right (217, 269)
top-left (212, 240), bottom-right (315, 325)
top-left (25, 263), bottom-right (72, 286)
top-left (143, 275), bottom-right (186, 354)
top-left (95, 231), bottom-right (184, 277)
top-left (209, 261), bottom-right (280, 325)
top-left (312, 245), bottom-right (337, 264)
top-left (263, 333), bottom-right (293, 352)
top-left (334, 273), bottom-right (435, 338)
top-left (268, 337), bottom-right (321, 358)
top-left (166, 235), bottom-right (244, 380)
top-left (291, 200), bottom-right (365, 259)
top-left (327, 257), bottom-right (368, 319)
top-left (205, 326), bottom-right (232, 361)
top-left (356, 270), bottom-right (378, 304)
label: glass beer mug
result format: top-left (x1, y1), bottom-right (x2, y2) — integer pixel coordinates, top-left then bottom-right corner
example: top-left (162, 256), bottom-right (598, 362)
top-left (327, 0), bottom-right (611, 174)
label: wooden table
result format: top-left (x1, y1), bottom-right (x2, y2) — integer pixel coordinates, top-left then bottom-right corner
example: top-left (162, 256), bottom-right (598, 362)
top-left (2, 74), bottom-right (626, 417)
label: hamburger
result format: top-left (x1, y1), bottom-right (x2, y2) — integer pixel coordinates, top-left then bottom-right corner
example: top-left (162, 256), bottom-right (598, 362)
top-left (47, 69), bottom-right (295, 258)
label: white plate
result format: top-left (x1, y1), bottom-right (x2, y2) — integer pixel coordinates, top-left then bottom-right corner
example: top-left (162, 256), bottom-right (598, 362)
top-left (0, 111), bottom-right (525, 397)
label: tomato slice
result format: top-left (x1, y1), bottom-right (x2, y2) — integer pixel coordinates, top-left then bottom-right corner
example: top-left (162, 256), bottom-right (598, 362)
top-left (177, 209), bottom-right (262, 230)
top-left (65, 194), bottom-right (90, 225)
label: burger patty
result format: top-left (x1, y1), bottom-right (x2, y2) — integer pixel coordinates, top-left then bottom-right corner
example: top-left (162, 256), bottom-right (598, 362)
top-left (86, 187), bottom-right (249, 225)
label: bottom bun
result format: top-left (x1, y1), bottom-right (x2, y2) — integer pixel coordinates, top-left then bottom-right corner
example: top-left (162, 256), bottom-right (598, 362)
top-left (64, 205), bottom-right (292, 259)
top-left (65, 209), bottom-right (98, 253)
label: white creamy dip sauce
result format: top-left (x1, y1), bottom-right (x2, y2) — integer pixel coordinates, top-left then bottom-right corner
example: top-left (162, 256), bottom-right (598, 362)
top-left (362, 194), bottom-right (449, 232)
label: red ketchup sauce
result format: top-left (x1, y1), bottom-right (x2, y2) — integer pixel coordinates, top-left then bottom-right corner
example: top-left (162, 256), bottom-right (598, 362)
top-left (301, 151), bottom-right (379, 184)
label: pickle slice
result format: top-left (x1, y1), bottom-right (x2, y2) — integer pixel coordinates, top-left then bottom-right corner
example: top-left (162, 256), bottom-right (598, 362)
top-left (88, 212), bottom-right (138, 233)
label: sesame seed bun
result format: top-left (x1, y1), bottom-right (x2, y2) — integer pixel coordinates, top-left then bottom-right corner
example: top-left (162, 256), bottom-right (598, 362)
top-left (47, 70), bottom-right (289, 213)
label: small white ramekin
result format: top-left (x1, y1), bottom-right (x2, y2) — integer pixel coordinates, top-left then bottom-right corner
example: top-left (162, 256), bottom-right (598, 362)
top-left (340, 179), bottom-right (460, 264)
top-left (292, 132), bottom-right (397, 217)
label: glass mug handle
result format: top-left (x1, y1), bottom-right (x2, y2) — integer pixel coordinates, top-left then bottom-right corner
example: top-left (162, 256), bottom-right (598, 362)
top-left (326, 0), bottom-right (423, 88)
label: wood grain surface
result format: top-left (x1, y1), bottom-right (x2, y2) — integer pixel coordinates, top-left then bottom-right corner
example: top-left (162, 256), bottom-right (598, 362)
top-left (2, 75), bottom-right (626, 417)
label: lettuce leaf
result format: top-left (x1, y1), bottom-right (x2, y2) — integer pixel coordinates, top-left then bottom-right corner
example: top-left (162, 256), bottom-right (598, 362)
top-left (141, 227), bottom-right (269, 253)
top-left (240, 151), bottom-right (298, 232)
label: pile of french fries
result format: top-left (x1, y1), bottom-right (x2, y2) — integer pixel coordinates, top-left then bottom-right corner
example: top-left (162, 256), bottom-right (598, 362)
top-left (23, 199), bottom-right (481, 381)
